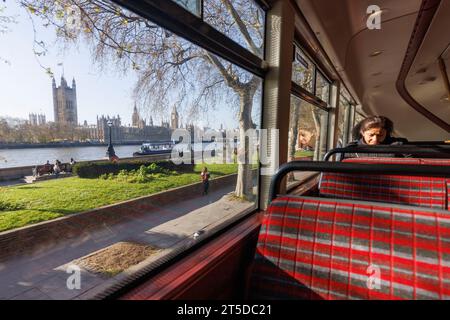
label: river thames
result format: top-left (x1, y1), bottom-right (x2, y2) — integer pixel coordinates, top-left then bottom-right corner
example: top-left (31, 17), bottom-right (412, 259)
top-left (0, 145), bottom-right (142, 168)
top-left (0, 142), bottom-right (227, 169)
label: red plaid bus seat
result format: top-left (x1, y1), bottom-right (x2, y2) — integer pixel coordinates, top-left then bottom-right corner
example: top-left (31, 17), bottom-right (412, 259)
top-left (421, 159), bottom-right (450, 209)
top-left (319, 158), bottom-right (449, 210)
top-left (250, 196), bottom-right (450, 300)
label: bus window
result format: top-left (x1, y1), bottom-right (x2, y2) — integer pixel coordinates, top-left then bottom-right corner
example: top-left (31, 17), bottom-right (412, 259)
top-left (337, 90), bottom-right (354, 147)
top-left (0, 0), bottom-right (264, 300)
top-left (287, 95), bottom-right (328, 184)
top-left (204, 0), bottom-right (265, 59)
top-left (292, 45), bottom-right (314, 93)
top-left (172, 0), bottom-right (202, 16)
top-left (354, 111), bottom-right (366, 139)
top-left (315, 71), bottom-right (331, 104)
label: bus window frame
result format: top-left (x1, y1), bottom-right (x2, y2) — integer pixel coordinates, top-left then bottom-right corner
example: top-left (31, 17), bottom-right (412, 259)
top-left (292, 44), bottom-right (316, 93)
top-left (292, 42), bottom-right (332, 100)
top-left (290, 42), bottom-right (332, 161)
top-left (338, 89), bottom-right (356, 146)
top-left (73, 0), bottom-right (269, 299)
top-left (291, 44), bottom-right (331, 110)
top-left (315, 69), bottom-right (332, 105)
top-left (111, 0), bottom-right (267, 78)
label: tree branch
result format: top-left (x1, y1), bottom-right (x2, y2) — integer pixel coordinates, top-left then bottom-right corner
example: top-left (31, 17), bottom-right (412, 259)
top-left (222, 0), bottom-right (261, 56)
top-left (205, 51), bottom-right (242, 91)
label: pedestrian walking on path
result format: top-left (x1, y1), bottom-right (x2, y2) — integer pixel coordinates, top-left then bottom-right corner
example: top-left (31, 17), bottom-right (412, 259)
top-left (200, 167), bottom-right (210, 196)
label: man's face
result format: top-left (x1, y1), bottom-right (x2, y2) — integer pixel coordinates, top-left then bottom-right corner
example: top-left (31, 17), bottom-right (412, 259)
top-left (362, 127), bottom-right (387, 145)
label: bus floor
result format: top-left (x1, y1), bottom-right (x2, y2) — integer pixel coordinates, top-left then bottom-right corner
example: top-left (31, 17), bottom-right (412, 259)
top-left (0, 183), bottom-right (255, 300)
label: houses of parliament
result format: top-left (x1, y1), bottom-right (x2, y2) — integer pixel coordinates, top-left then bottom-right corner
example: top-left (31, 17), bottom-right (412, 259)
top-left (29, 75), bottom-right (181, 143)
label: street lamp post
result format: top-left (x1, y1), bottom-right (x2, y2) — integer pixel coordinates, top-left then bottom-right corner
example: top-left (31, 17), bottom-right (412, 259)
top-left (106, 120), bottom-right (116, 159)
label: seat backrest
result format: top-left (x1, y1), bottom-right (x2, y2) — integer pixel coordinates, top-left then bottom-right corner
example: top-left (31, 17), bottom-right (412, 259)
top-left (422, 159), bottom-right (450, 210)
top-left (319, 158), bottom-right (449, 210)
top-left (250, 196), bottom-right (450, 300)
top-left (340, 157), bottom-right (422, 165)
top-left (422, 159), bottom-right (450, 166)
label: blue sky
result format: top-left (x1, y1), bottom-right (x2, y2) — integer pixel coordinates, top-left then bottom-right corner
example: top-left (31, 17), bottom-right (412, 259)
top-left (0, 1), bottom-right (140, 126)
top-left (0, 1), bottom-right (259, 129)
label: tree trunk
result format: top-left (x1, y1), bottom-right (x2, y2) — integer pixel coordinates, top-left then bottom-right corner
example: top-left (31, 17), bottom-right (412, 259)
top-left (235, 90), bottom-right (254, 199)
top-left (312, 110), bottom-right (321, 161)
top-left (287, 102), bottom-right (300, 181)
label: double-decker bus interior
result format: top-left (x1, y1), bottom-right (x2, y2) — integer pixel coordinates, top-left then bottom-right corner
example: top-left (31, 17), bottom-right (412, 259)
top-left (104, 0), bottom-right (450, 301)
top-left (1, 0), bottom-right (449, 301)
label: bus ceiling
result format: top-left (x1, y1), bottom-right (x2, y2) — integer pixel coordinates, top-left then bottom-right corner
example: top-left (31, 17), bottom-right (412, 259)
top-left (294, 0), bottom-right (450, 139)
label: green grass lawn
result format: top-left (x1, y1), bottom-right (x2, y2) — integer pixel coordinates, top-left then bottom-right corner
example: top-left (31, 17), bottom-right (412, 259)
top-left (0, 164), bottom-right (238, 232)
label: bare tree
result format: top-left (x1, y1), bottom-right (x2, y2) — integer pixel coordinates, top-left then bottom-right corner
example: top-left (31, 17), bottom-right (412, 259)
top-left (0, 3), bottom-right (16, 64)
top-left (18, 0), bottom-right (263, 198)
top-left (311, 109), bottom-right (321, 160)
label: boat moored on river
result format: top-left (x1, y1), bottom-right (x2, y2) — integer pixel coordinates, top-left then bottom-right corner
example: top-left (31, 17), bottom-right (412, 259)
top-left (132, 142), bottom-right (174, 157)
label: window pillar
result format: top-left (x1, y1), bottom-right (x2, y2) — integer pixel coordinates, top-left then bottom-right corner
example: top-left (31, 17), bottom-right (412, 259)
top-left (342, 103), bottom-right (351, 146)
top-left (259, 0), bottom-right (295, 210)
top-left (330, 81), bottom-right (340, 150)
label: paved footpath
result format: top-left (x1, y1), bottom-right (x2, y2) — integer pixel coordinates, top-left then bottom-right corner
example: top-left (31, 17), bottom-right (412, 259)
top-left (0, 183), bottom-right (253, 300)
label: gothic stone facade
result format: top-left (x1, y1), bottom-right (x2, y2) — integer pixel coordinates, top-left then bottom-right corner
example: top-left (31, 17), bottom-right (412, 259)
top-left (96, 115), bottom-right (172, 143)
top-left (52, 76), bottom-right (78, 125)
